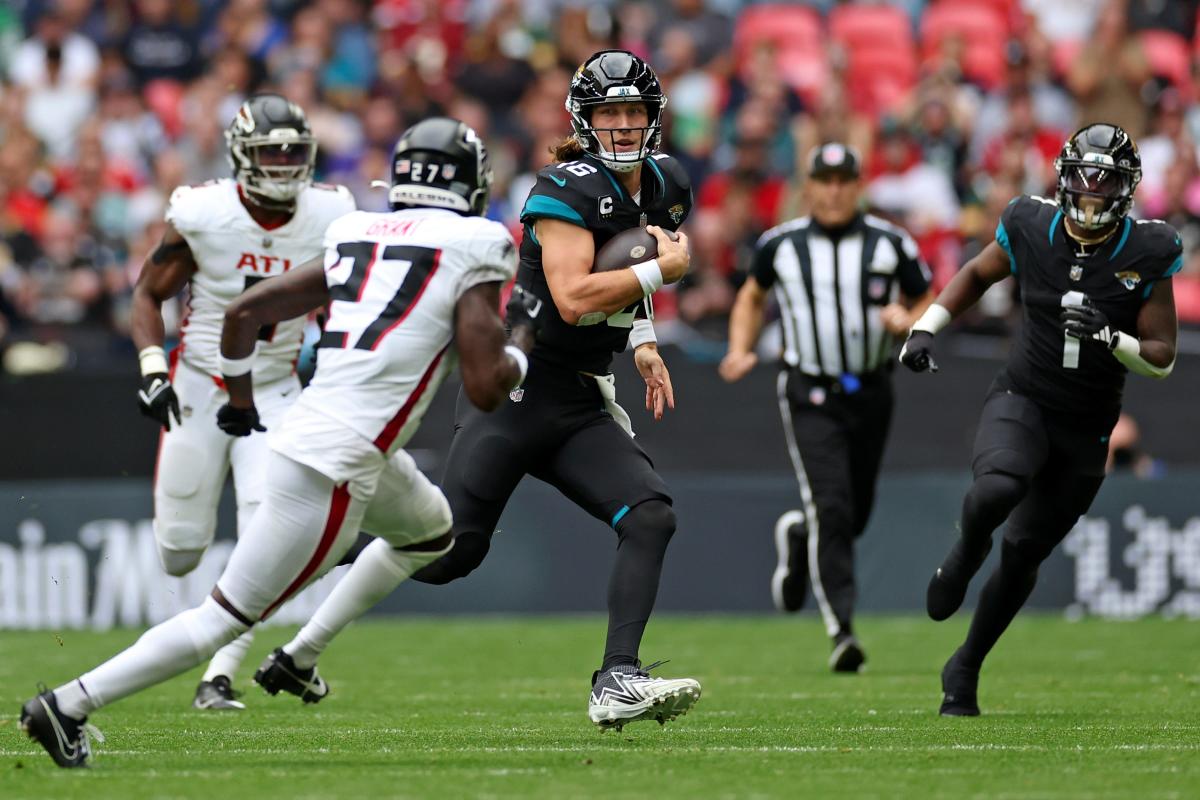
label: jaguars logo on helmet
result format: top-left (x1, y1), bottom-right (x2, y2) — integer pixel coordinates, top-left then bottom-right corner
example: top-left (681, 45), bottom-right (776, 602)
top-left (386, 117), bottom-right (493, 216)
top-left (566, 50), bottom-right (666, 173)
top-left (225, 94), bottom-right (317, 207)
top-left (1053, 123), bottom-right (1142, 231)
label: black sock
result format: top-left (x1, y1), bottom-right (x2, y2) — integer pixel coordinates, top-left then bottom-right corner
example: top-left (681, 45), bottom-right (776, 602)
top-left (957, 546), bottom-right (1038, 670)
top-left (601, 501), bottom-right (675, 673)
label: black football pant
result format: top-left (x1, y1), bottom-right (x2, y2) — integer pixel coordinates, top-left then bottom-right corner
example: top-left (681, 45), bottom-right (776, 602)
top-left (955, 383), bottom-right (1108, 670)
top-left (411, 359), bottom-right (675, 673)
top-left (777, 369), bottom-right (894, 639)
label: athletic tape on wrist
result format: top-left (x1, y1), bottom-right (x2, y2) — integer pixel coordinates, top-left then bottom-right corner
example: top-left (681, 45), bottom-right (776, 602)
top-left (629, 318), bottom-right (657, 349)
top-left (630, 259), bottom-right (664, 296)
top-left (504, 344), bottom-right (529, 388)
top-left (138, 346), bottom-right (168, 377)
top-left (219, 348), bottom-right (258, 377)
top-left (911, 303), bottom-right (952, 335)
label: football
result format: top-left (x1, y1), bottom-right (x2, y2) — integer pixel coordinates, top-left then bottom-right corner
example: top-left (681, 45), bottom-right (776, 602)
top-left (592, 226), bottom-right (680, 273)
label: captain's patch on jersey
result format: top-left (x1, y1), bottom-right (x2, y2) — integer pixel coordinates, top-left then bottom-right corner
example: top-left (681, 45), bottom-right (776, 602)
top-left (1114, 270), bottom-right (1141, 290)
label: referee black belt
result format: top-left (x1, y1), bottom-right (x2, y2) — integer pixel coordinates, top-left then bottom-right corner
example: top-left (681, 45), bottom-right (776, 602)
top-left (788, 368), bottom-right (889, 396)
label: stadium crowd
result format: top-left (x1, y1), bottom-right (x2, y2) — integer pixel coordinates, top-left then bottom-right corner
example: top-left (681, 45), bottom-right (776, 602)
top-left (2, 0), bottom-right (1200, 373)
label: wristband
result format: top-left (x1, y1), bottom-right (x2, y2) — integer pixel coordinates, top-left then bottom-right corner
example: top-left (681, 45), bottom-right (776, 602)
top-left (138, 346), bottom-right (168, 377)
top-left (504, 344), bottom-right (529, 388)
top-left (629, 317), bottom-right (657, 349)
top-left (911, 303), bottom-right (952, 335)
top-left (219, 347), bottom-right (258, 377)
top-left (630, 259), bottom-right (664, 296)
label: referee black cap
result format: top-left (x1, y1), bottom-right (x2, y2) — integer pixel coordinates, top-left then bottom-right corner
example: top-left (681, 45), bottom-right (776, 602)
top-left (807, 142), bottom-right (861, 179)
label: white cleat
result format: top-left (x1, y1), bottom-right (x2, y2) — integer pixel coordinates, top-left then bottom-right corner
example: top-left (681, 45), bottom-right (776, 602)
top-left (587, 663), bottom-right (701, 731)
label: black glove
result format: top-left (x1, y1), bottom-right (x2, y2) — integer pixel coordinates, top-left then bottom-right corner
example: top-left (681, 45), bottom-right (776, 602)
top-left (216, 403), bottom-right (266, 437)
top-left (138, 373), bottom-right (182, 430)
top-left (899, 330), bottom-right (939, 373)
top-left (505, 284), bottom-right (544, 337)
top-left (1060, 302), bottom-right (1112, 343)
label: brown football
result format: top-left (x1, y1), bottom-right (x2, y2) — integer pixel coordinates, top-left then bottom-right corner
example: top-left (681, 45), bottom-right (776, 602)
top-left (592, 226), bottom-right (679, 273)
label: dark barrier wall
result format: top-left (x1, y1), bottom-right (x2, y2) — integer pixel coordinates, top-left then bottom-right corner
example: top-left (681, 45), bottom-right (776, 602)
top-left (2, 347), bottom-right (1199, 480)
top-left (2, 472), bottom-right (1197, 628)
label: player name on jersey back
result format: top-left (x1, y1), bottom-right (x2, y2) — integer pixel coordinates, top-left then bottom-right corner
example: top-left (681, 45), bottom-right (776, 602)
top-left (166, 179), bottom-right (356, 384)
top-left (290, 207), bottom-right (517, 455)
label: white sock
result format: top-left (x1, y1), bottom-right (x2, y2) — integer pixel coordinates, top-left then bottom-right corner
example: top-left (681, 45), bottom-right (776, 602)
top-left (55, 597), bottom-right (247, 718)
top-left (284, 538), bottom-right (449, 669)
top-left (202, 628), bottom-right (256, 683)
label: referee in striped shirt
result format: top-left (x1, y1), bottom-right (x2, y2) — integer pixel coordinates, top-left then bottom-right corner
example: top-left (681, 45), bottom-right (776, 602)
top-left (720, 142), bottom-right (934, 672)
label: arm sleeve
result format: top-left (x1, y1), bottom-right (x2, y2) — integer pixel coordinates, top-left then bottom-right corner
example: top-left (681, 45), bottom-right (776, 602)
top-left (519, 172), bottom-right (589, 229)
top-left (1141, 224), bottom-right (1184, 300)
top-left (895, 229), bottom-right (933, 298)
top-left (163, 186), bottom-right (197, 236)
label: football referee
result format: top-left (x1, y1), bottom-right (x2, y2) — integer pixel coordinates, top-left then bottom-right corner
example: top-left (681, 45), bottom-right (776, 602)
top-left (719, 143), bottom-right (934, 671)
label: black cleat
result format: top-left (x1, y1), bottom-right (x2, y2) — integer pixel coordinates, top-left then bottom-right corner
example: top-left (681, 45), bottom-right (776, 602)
top-left (939, 651), bottom-right (981, 716)
top-left (193, 675), bottom-right (246, 710)
top-left (771, 510), bottom-right (809, 612)
top-left (254, 647), bottom-right (329, 703)
top-left (926, 537), bottom-right (993, 621)
top-left (829, 634), bottom-right (867, 673)
top-left (19, 685), bottom-right (102, 768)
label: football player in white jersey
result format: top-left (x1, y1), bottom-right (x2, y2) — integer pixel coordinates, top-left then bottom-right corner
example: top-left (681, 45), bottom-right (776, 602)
top-left (128, 94), bottom-right (355, 710)
top-left (21, 117), bottom-right (540, 768)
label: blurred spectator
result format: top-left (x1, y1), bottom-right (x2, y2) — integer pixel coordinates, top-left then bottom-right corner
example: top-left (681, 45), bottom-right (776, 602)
top-left (970, 41), bottom-right (1075, 166)
top-left (648, 0), bottom-right (731, 69)
top-left (12, 205), bottom-right (116, 329)
top-left (122, 0), bottom-right (202, 86)
top-left (911, 94), bottom-right (969, 201)
top-left (1126, 0), bottom-right (1199, 36)
top-left (866, 118), bottom-right (959, 237)
top-left (1136, 88), bottom-right (1188, 200)
top-left (10, 6), bottom-right (99, 159)
top-left (1022, 0), bottom-right (1103, 43)
top-left (980, 89), bottom-right (1064, 195)
top-left (1067, 0), bottom-right (1152, 140)
top-left (1106, 413), bottom-right (1166, 477)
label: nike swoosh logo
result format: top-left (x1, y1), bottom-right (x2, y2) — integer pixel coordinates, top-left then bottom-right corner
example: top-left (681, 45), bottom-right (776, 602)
top-left (549, 174), bottom-right (567, 187)
top-left (41, 696), bottom-right (79, 759)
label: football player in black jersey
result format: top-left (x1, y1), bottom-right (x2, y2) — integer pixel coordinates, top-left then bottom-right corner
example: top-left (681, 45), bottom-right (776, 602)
top-left (899, 123), bottom-right (1180, 716)
top-left (412, 50), bottom-right (701, 730)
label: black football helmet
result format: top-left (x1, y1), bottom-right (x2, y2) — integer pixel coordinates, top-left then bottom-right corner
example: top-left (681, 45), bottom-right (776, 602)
top-left (226, 94), bottom-right (316, 206)
top-left (386, 117), bottom-right (492, 216)
top-left (566, 50), bottom-right (666, 172)
top-left (1053, 123), bottom-right (1142, 231)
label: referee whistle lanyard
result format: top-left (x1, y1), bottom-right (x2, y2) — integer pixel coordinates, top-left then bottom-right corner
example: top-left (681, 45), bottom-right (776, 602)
top-left (594, 373), bottom-right (635, 437)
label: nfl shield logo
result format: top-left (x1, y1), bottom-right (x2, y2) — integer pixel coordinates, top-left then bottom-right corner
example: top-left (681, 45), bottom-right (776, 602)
top-left (509, 388), bottom-right (524, 403)
top-left (868, 276), bottom-right (888, 300)
top-left (1069, 265), bottom-right (1083, 281)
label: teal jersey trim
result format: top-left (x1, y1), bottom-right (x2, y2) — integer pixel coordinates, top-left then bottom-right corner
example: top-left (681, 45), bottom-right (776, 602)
top-left (646, 156), bottom-right (665, 190)
top-left (526, 223), bottom-right (540, 246)
top-left (522, 194), bottom-right (586, 227)
top-left (1145, 253), bottom-right (1186, 297)
top-left (1049, 209), bottom-right (1063, 245)
top-left (996, 220), bottom-right (1017, 275)
top-left (611, 504), bottom-right (631, 528)
top-left (1108, 217), bottom-right (1132, 261)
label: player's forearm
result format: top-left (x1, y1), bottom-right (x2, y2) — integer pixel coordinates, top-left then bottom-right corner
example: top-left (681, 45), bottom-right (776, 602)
top-left (933, 260), bottom-right (998, 320)
top-left (130, 285), bottom-right (167, 353)
top-left (726, 288), bottom-right (765, 355)
top-left (550, 269), bottom-right (646, 324)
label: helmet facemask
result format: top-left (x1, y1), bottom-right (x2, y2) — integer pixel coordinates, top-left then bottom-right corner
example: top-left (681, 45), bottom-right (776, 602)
top-left (568, 95), bottom-right (664, 173)
top-left (228, 130), bottom-right (316, 206)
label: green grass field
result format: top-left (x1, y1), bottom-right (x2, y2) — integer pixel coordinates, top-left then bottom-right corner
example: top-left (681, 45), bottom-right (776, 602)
top-left (1, 615), bottom-right (1197, 799)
